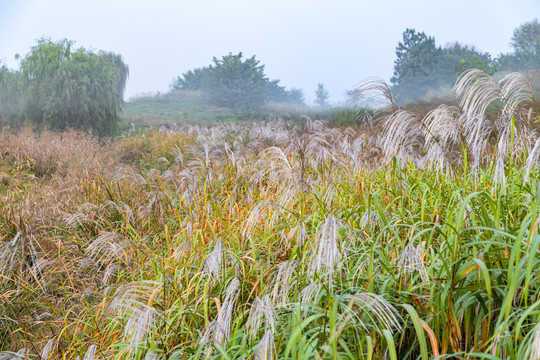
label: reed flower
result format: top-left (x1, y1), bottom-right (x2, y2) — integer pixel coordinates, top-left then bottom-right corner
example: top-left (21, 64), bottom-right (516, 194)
top-left (397, 243), bottom-right (429, 282)
top-left (338, 292), bottom-right (402, 332)
top-left (531, 322), bottom-right (540, 360)
top-left (0, 348), bottom-right (30, 360)
top-left (40, 338), bottom-right (56, 360)
top-left (200, 278), bottom-right (240, 346)
top-left (123, 307), bottom-right (157, 348)
top-left (308, 215), bottom-right (343, 282)
top-left (272, 260), bottom-right (298, 305)
top-left (204, 238), bottom-right (223, 279)
top-left (246, 295), bottom-right (276, 338)
top-left (254, 330), bottom-right (275, 360)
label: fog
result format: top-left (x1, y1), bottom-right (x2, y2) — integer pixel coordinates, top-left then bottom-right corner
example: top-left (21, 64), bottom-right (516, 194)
top-left (1, 0), bottom-right (538, 103)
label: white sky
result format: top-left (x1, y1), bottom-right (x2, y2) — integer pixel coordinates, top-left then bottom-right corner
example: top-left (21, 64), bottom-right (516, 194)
top-left (1, 0), bottom-right (539, 104)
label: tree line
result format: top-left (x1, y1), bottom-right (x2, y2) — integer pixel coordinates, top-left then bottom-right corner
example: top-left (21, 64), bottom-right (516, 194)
top-left (1, 18), bottom-right (538, 136)
top-left (390, 18), bottom-right (540, 103)
top-left (0, 38), bottom-right (128, 137)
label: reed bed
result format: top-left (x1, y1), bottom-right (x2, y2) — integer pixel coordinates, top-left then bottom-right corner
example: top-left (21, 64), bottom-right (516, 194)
top-left (1, 70), bottom-right (540, 359)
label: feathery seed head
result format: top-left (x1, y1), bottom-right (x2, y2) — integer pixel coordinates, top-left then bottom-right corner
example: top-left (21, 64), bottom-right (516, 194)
top-left (246, 295), bottom-right (276, 338)
top-left (204, 238), bottom-right (223, 279)
top-left (397, 243), bottom-right (429, 282)
top-left (254, 330), bottom-right (275, 360)
top-left (40, 338), bottom-right (57, 360)
top-left (308, 215), bottom-right (343, 281)
top-left (530, 322), bottom-right (540, 360)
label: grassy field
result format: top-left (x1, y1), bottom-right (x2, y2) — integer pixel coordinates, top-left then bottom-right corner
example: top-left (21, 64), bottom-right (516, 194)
top-left (121, 90), bottom-right (359, 129)
top-left (1, 70), bottom-right (540, 359)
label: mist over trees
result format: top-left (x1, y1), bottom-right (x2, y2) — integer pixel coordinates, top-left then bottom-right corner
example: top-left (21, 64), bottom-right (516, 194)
top-left (314, 83), bottom-right (329, 107)
top-left (390, 19), bottom-right (539, 104)
top-left (0, 38), bottom-right (128, 136)
top-left (498, 18), bottom-right (540, 71)
top-left (390, 29), bottom-right (496, 103)
top-left (172, 52), bottom-right (305, 108)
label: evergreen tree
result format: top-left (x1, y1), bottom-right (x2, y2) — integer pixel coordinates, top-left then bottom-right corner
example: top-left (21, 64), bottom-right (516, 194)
top-left (315, 83), bottom-right (329, 107)
top-left (391, 29), bottom-right (498, 103)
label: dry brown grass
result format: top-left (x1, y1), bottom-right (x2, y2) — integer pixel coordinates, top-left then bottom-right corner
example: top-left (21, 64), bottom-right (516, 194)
top-left (0, 128), bottom-right (117, 231)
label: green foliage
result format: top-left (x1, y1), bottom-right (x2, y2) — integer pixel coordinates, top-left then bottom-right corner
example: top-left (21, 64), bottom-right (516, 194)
top-left (391, 29), bottom-right (498, 103)
top-left (0, 63), bottom-right (22, 127)
top-left (284, 87), bottom-right (305, 105)
top-left (171, 52), bottom-right (304, 108)
top-left (455, 53), bottom-right (498, 76)
top-left (4, 38), bottom-right (129, 137)
top-left (328, 108), bottom-right (374, 127)
top-left (498, 18), bottom-right (540, 71)
top-left (122, 91), bottom-right (270, 126)
top-left (171, 67), bottom-right (208, 91)
top-left (314, 83), bottom-right (329, 107)
top-left (511, 18), bottom-right (540, 55)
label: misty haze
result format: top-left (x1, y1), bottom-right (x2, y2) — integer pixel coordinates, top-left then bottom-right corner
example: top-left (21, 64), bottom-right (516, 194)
top-left (1, 1), bottom-right (540, 359)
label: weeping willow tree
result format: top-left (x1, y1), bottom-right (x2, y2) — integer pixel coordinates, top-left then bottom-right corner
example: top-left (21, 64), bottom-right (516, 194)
top-left (17, 38), bottom-right (128, 137)
top-left (0, 62), bottom-right (22, 127)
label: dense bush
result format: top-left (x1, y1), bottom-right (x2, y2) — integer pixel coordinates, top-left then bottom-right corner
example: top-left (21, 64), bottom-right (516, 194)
top-left (172, 52), bottom-right (305, 108)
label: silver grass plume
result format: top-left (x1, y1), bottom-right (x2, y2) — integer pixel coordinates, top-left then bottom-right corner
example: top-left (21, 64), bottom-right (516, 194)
top-left (102, 263), bottom-right (121, 285)
top-left (338, 293), bottom-right (402, 332)
top-left (65, 202), bottom-right (99, 228)
top-left (204, 238), bottom-right (223, 279)
top-left (123, 307), bottom-right (157, 348)
top-left (172, 241), bottom-right (192, 262)
top-left (199, 278), bottom-right (241, 346)
top-left (463, 114), bottom-right (492, 167)
top-left (243, 201), bottom-right (280, 239)
top-left (271, 260), bottom-right (299, 305)
top-left (170, 144), bottom-right (184, 165)
top-left (322, 184), bottom-right (337, 209)
top-left (277, 182), bottom-right (301, 209)
top-left (113, 166), bottom-right (147, 185)
top-left (397, 243), bottom-right (429, 282)
top-left (0, 349), bottom-right (30, 360)
top-left (288, 222), bottom-right (308, 247)
top-left (101, 200), bottom-right (134, 223)
top-left (493, 156), bottom-right (507, 186)
top-left (144, 351), bottom-right (159, 360)
top-left (382, 110), bottom-right (424, 161)
top-left (454, 69), bottom-right (503, 118)
top-left (40, 338), bottom-right (56, 360)
top-left (524, 138), bottom-right (540, 183)
top-left (246, 295), bottom-right (276, 338)
top-left (352, 77), bottom-right (396, 113)
top-left (530, 321), bottom-right (540, 360)
top-left (83, 345), bottom-right (97, 360)
top-left (85, 231), bottom-right (130, 264)
top-left (490, 322), bottom-right (507, 357)
top-left (308, 215), bottom-right (343, 282)
top-left (0, 231), bottom-right (37, 286)
top-left (499, 72), bottom-right (535, 115)
top-left (108, 280), bottom-right (161, 316)
top-left (421, 105), bottom-right (464, 170)
top-left (455, 70), bottom-right (534, 119)
top-left (359, 207), bottom-right (381, 230)
top-left (254, 330), bottom-right (275, 360)
top-left (299, 283), bottom-right (324, 313)
top-left (254, 147), bottom-right (295, 185)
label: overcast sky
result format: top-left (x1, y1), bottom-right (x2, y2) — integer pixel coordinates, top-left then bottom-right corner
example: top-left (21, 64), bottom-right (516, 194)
top-left (1, 0), bottom-right (539, 104)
